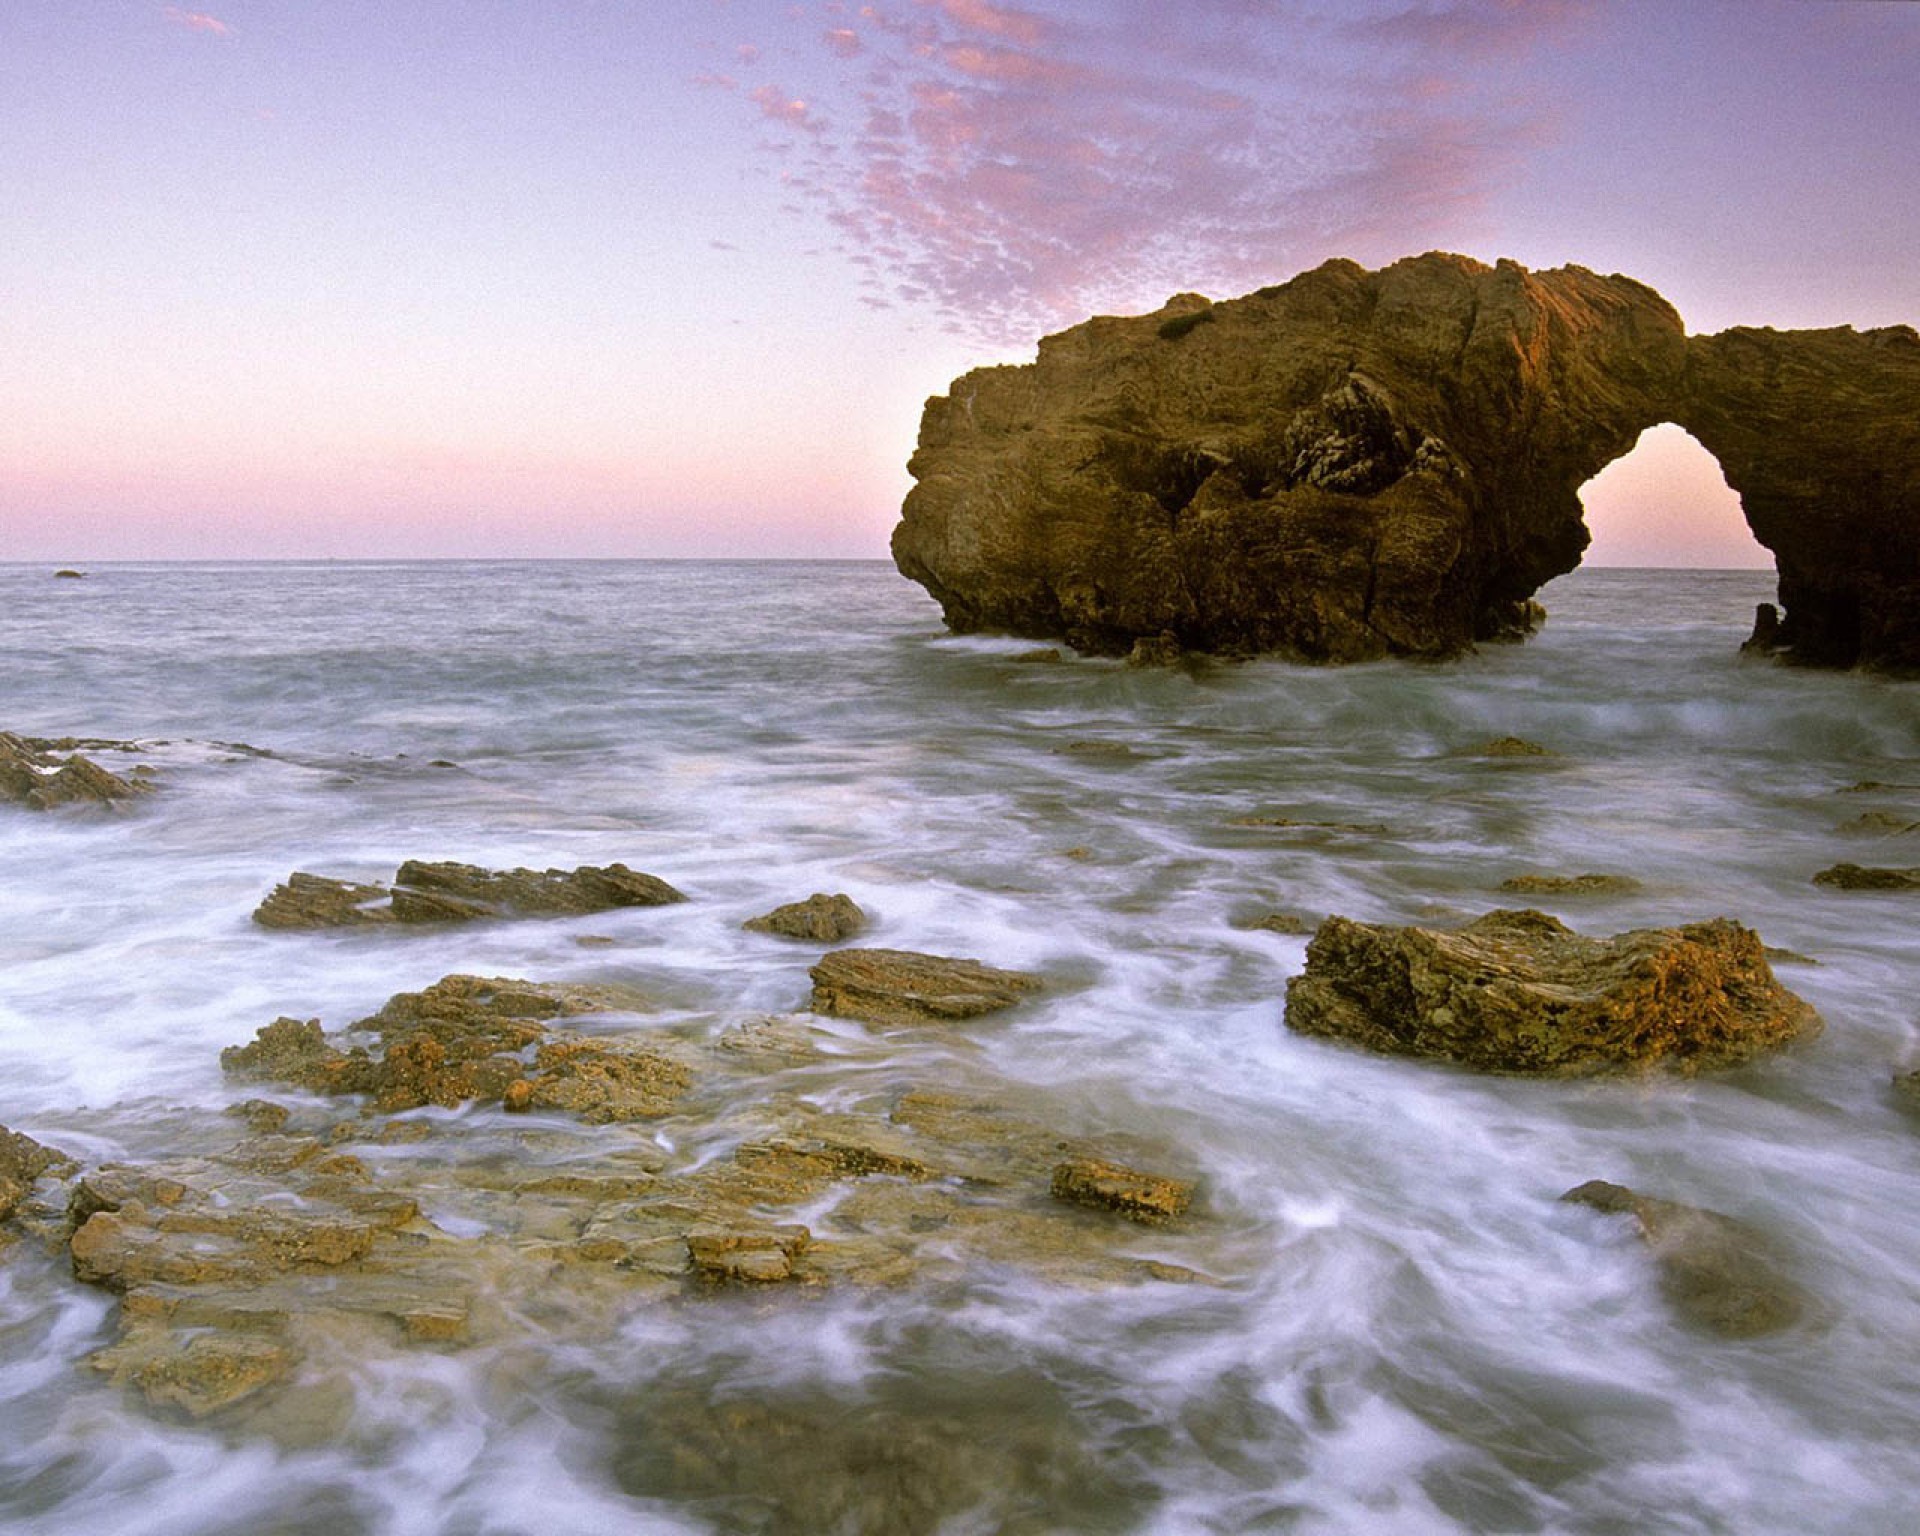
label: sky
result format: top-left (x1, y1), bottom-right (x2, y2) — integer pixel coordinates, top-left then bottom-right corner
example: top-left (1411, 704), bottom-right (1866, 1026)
top-left (2, 0), bottom-right (1915, 566)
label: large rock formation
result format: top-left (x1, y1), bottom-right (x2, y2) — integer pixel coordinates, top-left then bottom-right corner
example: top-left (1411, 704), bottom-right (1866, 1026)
top-left (894, 252), bottom-right (1920, 669)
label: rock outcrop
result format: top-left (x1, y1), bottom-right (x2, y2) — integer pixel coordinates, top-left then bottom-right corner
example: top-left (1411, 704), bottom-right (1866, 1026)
top-left (807, 948), bottom-right (1044, 1026)
top-left (895, 252), bottom-right (1920, 669)
top-left (744, 892), bottom-right (868, 942)
top-left (1283, 909), bottom-right (1818, 1074)
top-left (0, 732), bottom-right (148, 809)
top-left (252, 860), bottom-right (686, 929)
top-left (1812, 862), bottom-right (1920, 891)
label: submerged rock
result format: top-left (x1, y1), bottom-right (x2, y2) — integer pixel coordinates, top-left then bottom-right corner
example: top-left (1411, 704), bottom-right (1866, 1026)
top-left (1811, 862), bottom-right (1920, 891)
top-left (1284, 909), bottom-right (1818, 1074)
top-left (1473, 736), bottom-right (1555, 758)
top-left (252, 860), bottom-right (687, 928)
top-left (808, 948), bottom-right (1045, 1026)
top-left (743, 892), bottom-right (868, 942)
top-left (0, 732), bottom-right (148, 810)
top-left (1561, 1180), bottom-right (1808, 1337)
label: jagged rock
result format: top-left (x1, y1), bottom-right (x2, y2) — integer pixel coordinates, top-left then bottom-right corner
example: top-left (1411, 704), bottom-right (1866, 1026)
top-left (744, 893), bottom-right (868, 942)
top-left (252, 860), bottom-right (686, 928)
top-left (252, 872), bottom-right (395, 929)
top-left (1498, 873), bottom-right (1643, 895)
top-left (0, 731), bottom-right (148, 809)
top-left (1561, 1180), bottom-right (1808, 1337)
top-left (1812, 862), bottom-right (1920, 890)
top-left (896, 251), bottom-right (1920, 669)
top-left (1050, 1158), bottom-right (1194, 1225)
top-left (1283, 909), bottom-right (1818, 1074)
top-left (808, 948), bottom-right (1044, 1026)
top-left (1, 1124), bottom-right (69, 1222)
top-left (221, 974), bottom-right (683, 1117)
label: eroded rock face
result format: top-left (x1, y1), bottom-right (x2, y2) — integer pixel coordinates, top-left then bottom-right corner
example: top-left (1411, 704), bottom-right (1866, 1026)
top-left (1283, 909), bottom-right (1818, 1074)
top-left (896, 253), bottom-right (1920, 669)
top-left (1, 1124), bottom-right (70, 1223)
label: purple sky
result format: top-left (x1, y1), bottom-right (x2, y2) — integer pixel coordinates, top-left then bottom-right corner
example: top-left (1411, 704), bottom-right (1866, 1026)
top-left (3, 1), bottom-right (1914, 564)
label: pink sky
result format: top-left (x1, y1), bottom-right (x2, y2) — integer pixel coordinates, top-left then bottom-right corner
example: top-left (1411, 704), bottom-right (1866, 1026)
top-left (2, 1), bottom-right (1913, 564)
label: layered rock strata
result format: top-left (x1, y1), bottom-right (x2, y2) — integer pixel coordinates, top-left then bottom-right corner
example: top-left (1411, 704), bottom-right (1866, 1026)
top-left (252, 860), bottom-right (686, 928)
top-left (1283, 909), bottom-right (1818, 1074)
top-left (895, 252), bottom-right (1920, 669)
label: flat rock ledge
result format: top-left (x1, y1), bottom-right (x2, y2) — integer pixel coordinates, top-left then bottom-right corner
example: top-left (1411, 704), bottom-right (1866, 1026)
top-left (253, 860), bottom-right (687, 929)
top-left (1283, 909), bottom-right (1818, 1074)
top-left (1051, 1158), bottom-right (1194, 1226)
top-left (1812, 862), bottom-right (1920, 891)
top-left (743, 892), bottom-right (868, 942)
top-left (1561, 1180), bottom-right (1807, 1338)
top-left (808, 948), bottom-right (1044, 1026)
top-left (0, 732), bottom-right (149, 810)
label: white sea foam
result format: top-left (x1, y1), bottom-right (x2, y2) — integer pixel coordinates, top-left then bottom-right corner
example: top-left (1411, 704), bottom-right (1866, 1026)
top-left (2, 560), bottom-right (1918, 1533)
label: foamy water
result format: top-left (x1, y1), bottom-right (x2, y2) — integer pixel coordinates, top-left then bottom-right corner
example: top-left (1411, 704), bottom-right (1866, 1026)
top-left (3, 560), bottom-right (1918, 1534)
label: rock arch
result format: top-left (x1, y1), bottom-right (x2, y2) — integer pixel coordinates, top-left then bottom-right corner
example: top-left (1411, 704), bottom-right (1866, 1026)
top-left (892, 253), bottom-right (1920, 670)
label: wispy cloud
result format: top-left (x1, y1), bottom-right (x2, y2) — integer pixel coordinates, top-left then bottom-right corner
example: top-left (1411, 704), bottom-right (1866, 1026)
top-left (721, 0), bottom-right (1593, 343)
top-left (162, 6), bottom-right (232, 37)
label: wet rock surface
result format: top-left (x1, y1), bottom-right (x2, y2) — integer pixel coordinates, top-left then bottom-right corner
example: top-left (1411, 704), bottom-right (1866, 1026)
top-left (1, 1124), bottom-right (70, 1223)
top-left (26, 989), bottom-right (1213, 1425)
top-left (1284, 909), bottom-right (1819, 1074)
top-left (222, 974), bottom-right (683, 1119)
top-left (0, 731), bottom-right (149, 809)
top-left (1561, 1180), bottom-right (1808, 1337)
top-left (1812, 862), bottom-right (1920, 890)
top-left (808, 948), bottom-right (1045, 1026)
top-left (252, 860), bottom-right (687, 928)
top-left (743, 892), bottom-right (868, 942)
top-left (896, 251), bottom-right (1920, 669)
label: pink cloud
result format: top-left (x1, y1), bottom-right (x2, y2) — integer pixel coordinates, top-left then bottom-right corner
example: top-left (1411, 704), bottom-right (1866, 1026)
top-left (726, 0), bottom-right (1592, 343)
top-left (825, 27), bottom-right (864, 58)
top-left (163, 7), bottom-right (231, 37)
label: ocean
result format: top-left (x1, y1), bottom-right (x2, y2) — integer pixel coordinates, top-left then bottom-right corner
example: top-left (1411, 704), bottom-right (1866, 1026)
top-left (2, 559), bottom-right (1917, 1534)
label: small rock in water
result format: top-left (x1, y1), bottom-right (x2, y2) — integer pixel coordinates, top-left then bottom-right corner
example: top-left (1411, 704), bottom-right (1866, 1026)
top-left (1237, 910), bottom-right (1318, 936)
top-left (808, 948), bottom-right (1044, 1027)
top-left (1561, 1180), bottom-right (1808, 1338)
top-left (252, 860), bottom-right (687, 928)
top-left (1498, 873), bottom-right (1643, 895)
top-left (0, 732), bottom-right (149, 810)
top-left (1009, 647), bottom-right (1062, 664)
top-left (1051, 1158), bottom-right (1194, 1225)
top-left (685, 1226), bottom-right (812, 1284)
top-left (1284, 909), bottom-right (1819, 1074)
top-left (744, 892), bottom-right (868, 942)
top-left (1472, 736), bottom-right (1555, 758)
top-left (1837, 811), bottom-right (1920, 837)
top-left (1811, 862), bottom-right (1920, 890)
top-left (53, 568), bottom-right (85, 579)
top-left (1126, 631), bottom-right (1183, 668)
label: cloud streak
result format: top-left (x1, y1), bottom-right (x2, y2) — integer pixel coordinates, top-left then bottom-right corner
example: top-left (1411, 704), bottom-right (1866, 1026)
top-left (162, 7), bottom-right (232, 37)
top-left (722, 0), bottom-right (1593, 343)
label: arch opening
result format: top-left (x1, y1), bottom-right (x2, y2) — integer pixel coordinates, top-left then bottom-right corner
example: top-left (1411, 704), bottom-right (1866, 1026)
top-left (1576, 423), bottom-right (1769, 570)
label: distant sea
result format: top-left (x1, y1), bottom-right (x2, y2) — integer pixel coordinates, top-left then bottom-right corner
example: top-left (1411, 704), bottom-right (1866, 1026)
top-left (3, 560), bottom-right (1918, 1534)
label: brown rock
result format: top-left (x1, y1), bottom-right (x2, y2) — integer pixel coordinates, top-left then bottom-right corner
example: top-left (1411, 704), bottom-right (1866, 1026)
top-left (0, 731), bottom-right (148, 809)
top-left (1812, 862), bottom-right (1920, 890)
top-left (808, 948), bottom-right (1044, 1026)
top-left (744, 892), bottom-right (868, 942)
top-left (1474, 736), bottom-right (1554, 758)
top-left (685, 1226), bottom-right (812, 1284)
top-left (1498, 873), bottom-right (1642, 895)
top-left (1238, 910), bottom-right (1317, 936)
top-left (1561, 1180), bottom-right (1808, 1337)
top-left (895, 252), bottom-right (1920, 670)
top-left (1, 1124), bottom-right (69, 1222)
top-left (253, 860), bottom-right (687, 929)
top-left (251, 872), bottom-right (394, 929)
top-left (1050, 1158), bottom-right (1194, 1225)
top-left (1284, 909), bottom-right (1819, 1074)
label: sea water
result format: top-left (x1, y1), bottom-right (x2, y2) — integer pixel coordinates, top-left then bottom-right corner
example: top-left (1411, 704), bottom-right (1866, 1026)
top-left (1, 560), bottom-right (1917, 1534)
